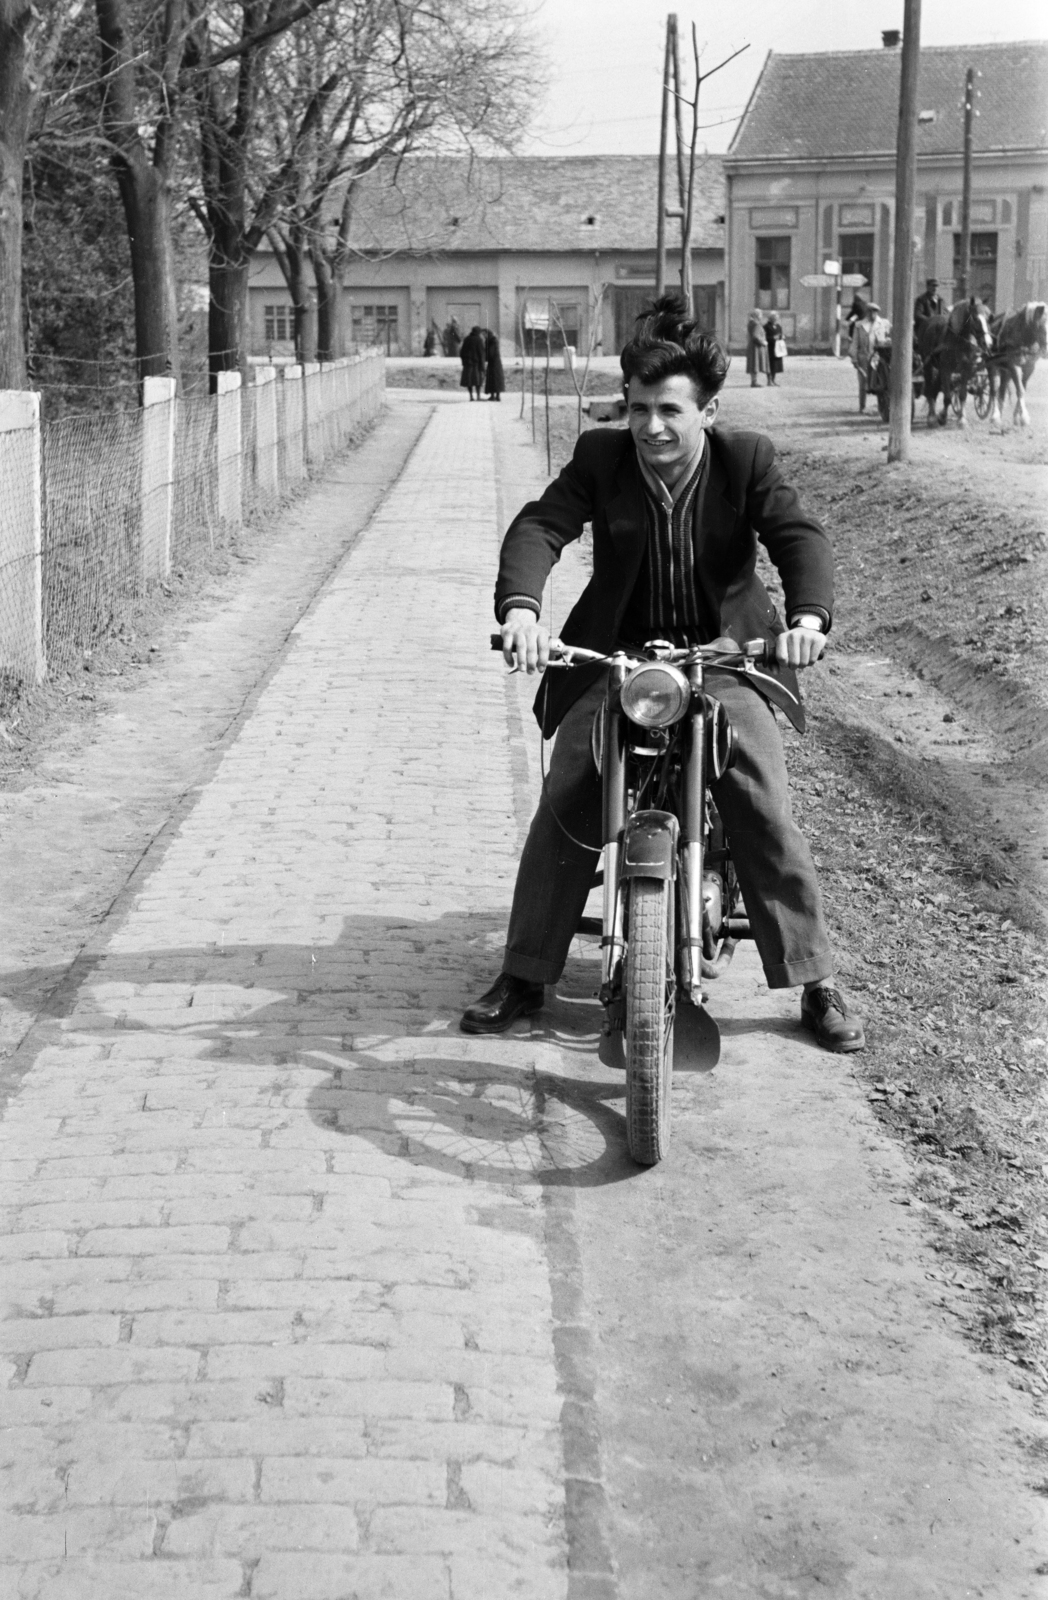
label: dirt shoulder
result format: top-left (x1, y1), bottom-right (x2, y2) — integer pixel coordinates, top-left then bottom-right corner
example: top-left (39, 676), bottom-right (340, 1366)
top-left (0, 402), bottom-right (432, 1090)
top-left (542, 370), bottom-right (1048, 1404)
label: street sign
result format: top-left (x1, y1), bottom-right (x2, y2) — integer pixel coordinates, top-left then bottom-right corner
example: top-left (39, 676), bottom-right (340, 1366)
top-left (800, 273), bottom-right (835, 288)
top-left (842, 273), bottom-right (868, 287)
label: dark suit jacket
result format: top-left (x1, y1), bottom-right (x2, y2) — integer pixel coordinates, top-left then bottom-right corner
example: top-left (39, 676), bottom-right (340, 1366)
top-left (494, 424), bottom-right (834, 736)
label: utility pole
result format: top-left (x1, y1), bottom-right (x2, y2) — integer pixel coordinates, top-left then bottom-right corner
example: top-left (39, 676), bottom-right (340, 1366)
top-left (655, 16), bottom-right (673, 297)
top-left (887, 0), bottom-right (922, 464)
top-left (679, 21), bottom-right (701, 307)
top-left (957, 67), bottom-right (975, 300)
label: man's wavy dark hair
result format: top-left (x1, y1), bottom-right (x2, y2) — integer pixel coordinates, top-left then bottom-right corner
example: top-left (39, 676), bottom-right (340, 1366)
top-left (620, 293), bottom-right (730, 403)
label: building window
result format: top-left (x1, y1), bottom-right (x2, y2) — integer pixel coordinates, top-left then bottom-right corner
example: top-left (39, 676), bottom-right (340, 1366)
top-left (755, 237), bottom-right (790, 310)
top-left (264, 304), bottom-right (291, 342)
top-left (953, 233), bottom-right (998, 308)
top-left (942, 201), bottom-right (954, 228)
top-left (839, 232), bottom-right (874, 293)
top-left (351, 303), bottom-right (399, 351)
top-left (522, 299), bottom-right (580, 354)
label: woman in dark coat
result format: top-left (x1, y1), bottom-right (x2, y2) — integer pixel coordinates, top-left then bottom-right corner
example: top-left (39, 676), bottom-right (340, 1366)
top-left (483, 329), bottom-right (504, 400)
top-left (745, 310), bottom-right (769, 386)
top-left (459, 325), bottom-right (486, 400)
top-left (764, 313), bottom-right (784, 385)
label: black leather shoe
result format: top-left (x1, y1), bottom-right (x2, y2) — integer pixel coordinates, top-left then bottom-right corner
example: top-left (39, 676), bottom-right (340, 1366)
top-left (801, 985), bottom-right (866, 1052)
top-left (461, 974), bottom-right (544, 1035)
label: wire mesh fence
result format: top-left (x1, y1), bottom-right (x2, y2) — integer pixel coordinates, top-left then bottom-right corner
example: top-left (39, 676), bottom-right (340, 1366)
top-left (0, 352), bottom-right (384, 694)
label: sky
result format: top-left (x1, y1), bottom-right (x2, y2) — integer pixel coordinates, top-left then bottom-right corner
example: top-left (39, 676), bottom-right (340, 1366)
top-left (521, 0), bottom-right (1048, 157)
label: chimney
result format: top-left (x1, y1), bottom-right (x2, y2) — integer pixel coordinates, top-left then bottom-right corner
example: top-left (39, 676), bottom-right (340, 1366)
top-left (882, 29), bottom-right (901, 47)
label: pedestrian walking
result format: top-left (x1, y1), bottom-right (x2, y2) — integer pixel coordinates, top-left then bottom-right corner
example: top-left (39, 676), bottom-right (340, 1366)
top-left (765, 314), bottom-right (785, 385)
top-left (484, 329), bottom-right (505, 400)
top-left (444, 317), bottom-right (462, 358)
top-left (459, 325), bottom-right (486, 400)
top-left (746, 310), bottom-right (769, 386)
top-left (423, 324), bottom-right (438, 357)
top-left (849, 302), bottom-right (891, 414)
top-left (463, 292), bottom-right (864, 1055)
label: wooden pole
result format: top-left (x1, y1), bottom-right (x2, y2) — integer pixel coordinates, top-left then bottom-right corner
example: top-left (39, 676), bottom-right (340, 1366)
top-left (679, 22), bottom-right (700, 308)
top-left (655, 16), bottom-right (673, 297)
top-left (957, 67), bottom-right (975, 301)
top-left (544, 298), bottom-right (551, 476)
top-left (887, 0), bottom-right (922, 464)
top-left (671, 14), bottom-right (686, 293)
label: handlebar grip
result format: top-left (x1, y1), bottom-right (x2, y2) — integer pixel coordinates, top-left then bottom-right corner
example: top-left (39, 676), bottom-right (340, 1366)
top-left (744, 638), bottom-right (769, 663)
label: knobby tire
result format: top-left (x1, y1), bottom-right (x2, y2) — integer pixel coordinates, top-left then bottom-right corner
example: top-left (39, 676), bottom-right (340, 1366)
top-left (625, 877), bottom-right (675, 1166)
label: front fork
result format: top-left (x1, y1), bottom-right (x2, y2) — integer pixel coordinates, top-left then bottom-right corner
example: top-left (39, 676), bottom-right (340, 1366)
top-left (600, 659), bottom-right (629, 1000)
top-left (599, 656), bottom-right (707, 1010)
top-left (679, 658), bottom-right (707, 1005)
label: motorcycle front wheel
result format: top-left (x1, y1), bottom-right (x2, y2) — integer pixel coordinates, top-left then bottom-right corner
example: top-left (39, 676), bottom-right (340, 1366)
top-left (625, 876), bottom-right (676, 1166)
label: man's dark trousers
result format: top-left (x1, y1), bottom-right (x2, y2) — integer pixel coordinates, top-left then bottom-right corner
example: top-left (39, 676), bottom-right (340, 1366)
top-left (503, 670), bottom-right (833, 990)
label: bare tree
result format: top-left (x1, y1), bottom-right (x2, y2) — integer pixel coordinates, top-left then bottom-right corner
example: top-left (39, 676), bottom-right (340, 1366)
top-left (185, 0), bottom-right (339, 377)
top-left (551, 282), bottom-right (609, 438)
top-left (255, 0), bottom-right (536, 362)
top-left (0, 0), bottom-right (86, 387)
top-left (94, 0), bottom-right (187, 384)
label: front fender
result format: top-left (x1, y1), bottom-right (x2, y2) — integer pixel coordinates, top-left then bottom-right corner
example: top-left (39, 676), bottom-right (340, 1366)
top-left (621, 809), bottom-right (679, 881)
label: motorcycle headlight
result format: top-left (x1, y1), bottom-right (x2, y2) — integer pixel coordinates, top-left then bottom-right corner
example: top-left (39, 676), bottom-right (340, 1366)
top-left (620, 663), bottom-right (691, 729)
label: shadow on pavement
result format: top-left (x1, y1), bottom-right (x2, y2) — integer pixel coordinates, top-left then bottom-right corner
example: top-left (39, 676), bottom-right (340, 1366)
top-left (2, 910), bottom-right (643, 1189)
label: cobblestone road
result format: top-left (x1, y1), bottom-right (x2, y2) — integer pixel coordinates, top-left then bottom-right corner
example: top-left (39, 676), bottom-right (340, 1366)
top-left (1, 402), bottom-right (577, 1599)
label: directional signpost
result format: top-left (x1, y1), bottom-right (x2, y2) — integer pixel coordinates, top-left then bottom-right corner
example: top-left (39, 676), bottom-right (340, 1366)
top-left (800, 266), bottom-right (868, 355)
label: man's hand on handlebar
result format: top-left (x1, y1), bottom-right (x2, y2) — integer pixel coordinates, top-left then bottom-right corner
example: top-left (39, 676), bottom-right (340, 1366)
top-left (775, 626), bottom-right (826, 669)
top-left (501, 607), bottom-right (550, 674)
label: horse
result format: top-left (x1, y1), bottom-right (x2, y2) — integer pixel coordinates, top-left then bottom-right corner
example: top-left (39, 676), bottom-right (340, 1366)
top-left (915, 298), bottom-right (993, 426)
top-left (988, 302), bottom-right (1047, 428)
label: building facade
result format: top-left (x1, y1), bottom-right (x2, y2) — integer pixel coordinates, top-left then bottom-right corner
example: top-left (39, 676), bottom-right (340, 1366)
top-left (723, 39), bottom-right (1048, 351)
top-left (247, 156), bottom-right (726, 359)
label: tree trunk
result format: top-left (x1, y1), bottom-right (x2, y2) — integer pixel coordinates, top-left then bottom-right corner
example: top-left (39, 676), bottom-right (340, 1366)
top-left (280, 230), bottom-right (315, 363)
top-left (313, 248), bottom-right (340, 361)
top-left (0, 2), bottom-right (33, 389)
top-left (96, 0), bottom-right (183, 386)
top-left (112, 157), bottom-right (181, 384)
top-left (208, 217), bottom-right (249, 380)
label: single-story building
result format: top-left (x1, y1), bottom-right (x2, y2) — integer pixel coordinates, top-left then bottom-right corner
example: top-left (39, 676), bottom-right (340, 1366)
top-left (723, 38), bottom-right (1048, 350)
top-left (247, 155), bottom-right (726, 358)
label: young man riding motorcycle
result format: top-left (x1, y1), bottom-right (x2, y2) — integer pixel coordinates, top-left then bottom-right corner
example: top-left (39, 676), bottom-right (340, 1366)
top-left (461, 294), bottom-right (864, 1053)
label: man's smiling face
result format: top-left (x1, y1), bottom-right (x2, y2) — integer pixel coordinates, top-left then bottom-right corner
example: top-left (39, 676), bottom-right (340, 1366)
top-left (626, 374), bottom-right (719, 484)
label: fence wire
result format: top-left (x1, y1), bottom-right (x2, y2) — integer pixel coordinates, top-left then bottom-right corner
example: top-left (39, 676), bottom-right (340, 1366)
top-left (0, 353), bottom-right (384, 693)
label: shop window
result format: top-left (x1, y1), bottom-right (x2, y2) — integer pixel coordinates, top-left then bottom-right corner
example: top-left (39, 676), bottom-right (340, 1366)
top-left (264, 304), bottom-right (290, 342)
top-left (755, 237), bottom-right (790, 310)
top-left (953, 233), bottom-right (998, 309)
top-left (839, 233), bottom-right (874, 294)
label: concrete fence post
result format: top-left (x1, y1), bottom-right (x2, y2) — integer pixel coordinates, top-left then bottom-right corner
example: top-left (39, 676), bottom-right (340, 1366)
top-left (0, 391), bottom-right (44, 685)
top-left (215, 370), bottom-right (242, 529)
top-left (141, 375), bottom-right (176, 588)
top-left (281, 365), bottom-right (305, 486)
top-left (252, 365), bottom-right (279, 504)
top-left (302, 361), bottom-right (321, 468)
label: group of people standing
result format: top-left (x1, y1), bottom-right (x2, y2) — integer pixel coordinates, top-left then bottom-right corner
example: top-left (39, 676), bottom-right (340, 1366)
top-left (422, 316), bottom-right (504, 401)
top-left (458, 325), bottom-right (504, 401)
top-left (745, 310), bottom-right (787, 386)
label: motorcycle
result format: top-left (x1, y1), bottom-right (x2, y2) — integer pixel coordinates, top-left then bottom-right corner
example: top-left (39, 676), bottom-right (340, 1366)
top-left (493, 633), bottom-right (788, 1166)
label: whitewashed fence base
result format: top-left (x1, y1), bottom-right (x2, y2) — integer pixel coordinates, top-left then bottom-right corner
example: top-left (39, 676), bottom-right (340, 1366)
top-left (0, 391), bottom-right (44, 685)
top-left (0, 351), bottom-right (384, 687)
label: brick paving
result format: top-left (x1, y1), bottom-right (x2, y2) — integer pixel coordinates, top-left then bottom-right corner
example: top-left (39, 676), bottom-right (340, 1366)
top-left (0, 402), bottom-right (576, 1600)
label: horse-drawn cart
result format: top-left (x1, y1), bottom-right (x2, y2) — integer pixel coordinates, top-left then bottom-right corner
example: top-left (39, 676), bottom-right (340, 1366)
top-left (867, 339), bottom-right (924, 422)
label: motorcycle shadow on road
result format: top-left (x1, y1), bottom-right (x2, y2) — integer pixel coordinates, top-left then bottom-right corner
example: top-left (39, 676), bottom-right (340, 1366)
top-left (2, 910), bottom-right (643, 1189)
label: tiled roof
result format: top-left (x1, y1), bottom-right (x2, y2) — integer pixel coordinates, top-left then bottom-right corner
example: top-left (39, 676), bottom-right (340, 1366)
top-left (342, 155), bottom-right (725, 254)
top-left (728, 40), bottom-right (1048, 162)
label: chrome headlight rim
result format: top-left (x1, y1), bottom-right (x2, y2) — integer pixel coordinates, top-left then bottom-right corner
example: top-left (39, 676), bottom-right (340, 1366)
top-left (620, 662), bottom-right (691, 729)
